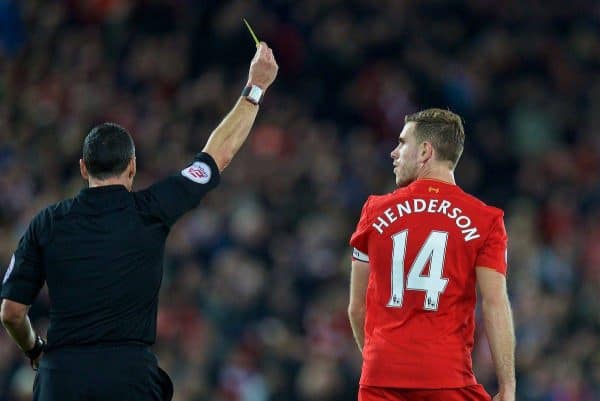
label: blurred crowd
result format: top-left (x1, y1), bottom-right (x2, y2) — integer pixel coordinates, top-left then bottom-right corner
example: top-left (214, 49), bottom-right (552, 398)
top-left (0, 0), bottom-right (599, 400)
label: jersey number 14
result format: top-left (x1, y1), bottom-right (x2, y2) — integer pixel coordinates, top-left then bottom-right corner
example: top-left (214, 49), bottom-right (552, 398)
top-left (387, 230), bottom-right (449, 311)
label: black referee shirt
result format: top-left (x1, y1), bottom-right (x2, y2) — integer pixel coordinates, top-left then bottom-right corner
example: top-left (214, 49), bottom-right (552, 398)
top-left (1, 152), bottom-right (219, 352)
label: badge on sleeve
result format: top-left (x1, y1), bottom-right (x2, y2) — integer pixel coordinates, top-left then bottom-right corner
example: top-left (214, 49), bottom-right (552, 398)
top-left (352, 248), bottom-right (369, 262)
top-left (3, 254), bottom-right (15, 284)
top-left (181, 162), bottom-right (212, 184)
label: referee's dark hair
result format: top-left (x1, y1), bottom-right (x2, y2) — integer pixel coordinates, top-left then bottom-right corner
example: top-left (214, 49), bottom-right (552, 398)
top-left (83, 123), bottom-right (135, 180)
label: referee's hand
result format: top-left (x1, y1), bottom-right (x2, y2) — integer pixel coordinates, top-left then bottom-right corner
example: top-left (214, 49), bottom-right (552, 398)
top-left (247, 42), bottom-right (278, 91)
top-left (24, 334), bottom-right (45, 370)
top-left (31, 353), bottom-right (42, 370)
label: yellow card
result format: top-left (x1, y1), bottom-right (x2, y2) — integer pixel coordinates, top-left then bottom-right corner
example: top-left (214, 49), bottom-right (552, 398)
top-left (243, 18), bottom-right (260, 48)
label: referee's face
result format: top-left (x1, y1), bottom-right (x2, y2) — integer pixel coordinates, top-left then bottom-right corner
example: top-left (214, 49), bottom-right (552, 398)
top-left (391, 122), bottom-right (419, 187)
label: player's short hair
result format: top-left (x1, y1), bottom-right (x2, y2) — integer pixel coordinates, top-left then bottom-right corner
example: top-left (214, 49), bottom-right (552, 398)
top-left (405, 108), bottom-right (465, 168)
top-left (83, 123), bottom-right (135, 180)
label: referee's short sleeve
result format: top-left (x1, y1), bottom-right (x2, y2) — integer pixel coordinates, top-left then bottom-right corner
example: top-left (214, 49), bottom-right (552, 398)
top-left (1, 210), bottom-right (47, 305)
top-left (135, 152), bottom-right (221, 227)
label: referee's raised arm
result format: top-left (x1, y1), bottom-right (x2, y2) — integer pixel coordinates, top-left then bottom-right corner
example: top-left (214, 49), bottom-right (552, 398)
top-left (203, 41), bottom-right (278, 172)
top-left (135, 41), bottom-right (278, 227)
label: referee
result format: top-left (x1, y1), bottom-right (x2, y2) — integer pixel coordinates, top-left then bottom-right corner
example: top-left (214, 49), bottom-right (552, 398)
top-left (0, 42), bottom-right (278, 401)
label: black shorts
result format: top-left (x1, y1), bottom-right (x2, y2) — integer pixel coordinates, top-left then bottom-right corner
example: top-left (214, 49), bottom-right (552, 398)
top-left (33, 344), bottom-right (173, 401)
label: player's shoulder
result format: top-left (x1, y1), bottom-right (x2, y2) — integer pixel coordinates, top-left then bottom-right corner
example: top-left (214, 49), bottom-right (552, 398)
top-left (360, 188), bottom-right (405, 216)
top-left (455, 187), bottom-right (504, 218)
top-left (365, 187), bottom-right (410, 207)
top-left (362, 185), bottom-right (445, 216)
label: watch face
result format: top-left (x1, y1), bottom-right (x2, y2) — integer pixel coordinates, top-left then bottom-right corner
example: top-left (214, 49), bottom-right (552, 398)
top-left (249, 86), bottom-right (263, 101)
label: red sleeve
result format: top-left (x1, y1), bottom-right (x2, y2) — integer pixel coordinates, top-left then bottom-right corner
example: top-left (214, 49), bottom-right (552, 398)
top-left (475, 213), bottom-right (508, 275)
top-left (350, 196), bottom-right (373, 256)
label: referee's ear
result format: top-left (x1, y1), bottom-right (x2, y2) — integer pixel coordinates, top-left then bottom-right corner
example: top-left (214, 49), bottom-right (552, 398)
top-left (79, 159), bottom-right (89, 181)
top-left (128, 157), bottom-right (136, 179)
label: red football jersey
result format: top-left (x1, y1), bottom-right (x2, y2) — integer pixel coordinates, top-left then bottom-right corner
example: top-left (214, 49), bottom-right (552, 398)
top-left (350, 179), bottom-right (507, 389)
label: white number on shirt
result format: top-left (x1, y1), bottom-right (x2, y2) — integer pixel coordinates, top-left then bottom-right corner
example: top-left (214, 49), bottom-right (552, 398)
top-left (387, 230), bottom-right (449, 311)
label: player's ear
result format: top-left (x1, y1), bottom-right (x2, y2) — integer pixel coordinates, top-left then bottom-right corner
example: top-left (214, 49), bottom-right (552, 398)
top-left (420, 141), bottom-right (433, 161)
top-left (79, 159), bottom-right (89, 180)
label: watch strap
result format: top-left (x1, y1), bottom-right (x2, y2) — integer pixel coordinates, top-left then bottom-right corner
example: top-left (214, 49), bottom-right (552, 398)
top-left (241, 85), bottom-right (263, 105)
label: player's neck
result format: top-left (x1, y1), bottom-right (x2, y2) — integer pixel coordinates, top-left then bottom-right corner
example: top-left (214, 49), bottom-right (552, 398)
top-left (416, 163), bottom-right (456, 185)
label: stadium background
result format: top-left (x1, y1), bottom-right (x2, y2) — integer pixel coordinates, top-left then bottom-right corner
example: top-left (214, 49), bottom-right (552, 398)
top-left (0, 1), bottom-right (599, 400)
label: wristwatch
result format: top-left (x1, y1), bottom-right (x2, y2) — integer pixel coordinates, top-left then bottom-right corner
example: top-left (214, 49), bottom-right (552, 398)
top-left (241, 85), bottom-right (264, 105)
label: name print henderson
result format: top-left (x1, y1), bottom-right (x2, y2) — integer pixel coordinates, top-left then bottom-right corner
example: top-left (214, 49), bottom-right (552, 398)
top-left (371, 197), bottom-right (481, 241)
